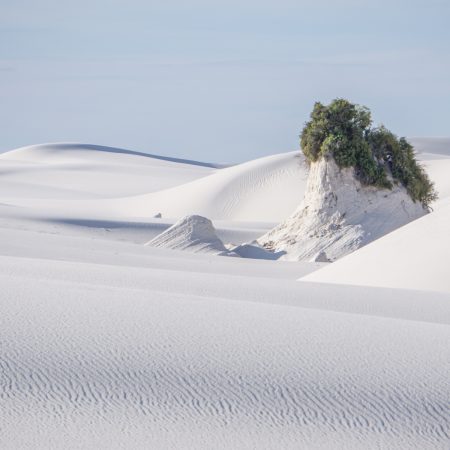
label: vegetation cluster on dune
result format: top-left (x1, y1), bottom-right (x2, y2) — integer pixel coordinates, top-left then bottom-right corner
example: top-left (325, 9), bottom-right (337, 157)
top-left (300, 99), bottom-right (437, 208)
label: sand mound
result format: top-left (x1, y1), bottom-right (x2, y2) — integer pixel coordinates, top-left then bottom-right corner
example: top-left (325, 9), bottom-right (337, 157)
top-left (300, 202), bottom-right (450, 293)
top-left (146, 215), bottom-right (233, 255)
top-left (0, 147), bottom-right (308, 223)
top-left (259, 156), bottom-right (427, 261)
top-left (0, 143), bottom-right (215, 198)
top-left (0, 142), bottom-right (219, 167)
top-left (119, 151), bottom-right (308, 222)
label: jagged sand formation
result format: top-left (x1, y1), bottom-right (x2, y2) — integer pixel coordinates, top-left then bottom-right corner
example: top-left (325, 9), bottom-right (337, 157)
top-left (259, 156), bottom-right (426, 261)
top-left (146, 215), bottom-right (233, 255)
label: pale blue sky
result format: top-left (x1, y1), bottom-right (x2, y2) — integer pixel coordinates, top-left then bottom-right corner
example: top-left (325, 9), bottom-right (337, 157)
top-left (1, 0), bottom-right (449, 162)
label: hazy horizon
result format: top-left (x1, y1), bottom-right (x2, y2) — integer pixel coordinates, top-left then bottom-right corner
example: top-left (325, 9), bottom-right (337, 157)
top-left (1, 0), bottom-right (449, 163)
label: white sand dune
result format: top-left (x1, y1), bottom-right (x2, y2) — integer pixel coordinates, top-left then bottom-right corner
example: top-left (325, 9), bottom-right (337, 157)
top-left (0, 139), bottom-right (449, 449)
top-left (118, 151), bottom-right (308, 221)
top-left (259, 156), bottom-right (426, 261)
top-left (0, 145), bottom-right (308, 222)
top-left (1, 224), bottom-right (450, 450)
top-left (0, 142), bottom-right (216, 198)
top-left (410, 136), bottom-right (450, 156)
top-left (301, 141), bottom-right (450, 292)
top-left (301, 201), bottom-right (450, 293)
top-left (146, 214), bottom-right (232, 255)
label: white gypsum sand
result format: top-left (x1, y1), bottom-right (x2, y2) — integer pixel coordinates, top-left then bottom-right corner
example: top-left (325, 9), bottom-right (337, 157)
top-left (146, 214), bottom-right (233, 255)
top-left (0, 144), bottom-right (308, 222)
top-left (258, 156), bottom-right (426, 261)
top-left (0, 139), bottom-right (449, 449)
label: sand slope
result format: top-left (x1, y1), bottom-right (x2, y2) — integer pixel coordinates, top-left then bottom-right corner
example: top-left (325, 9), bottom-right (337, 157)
top-left (301, 201), bottom-right (450, 293)
top-left (0, 142), bottom-right (216, 198)
top-left (146, 215), bottom-right (232, 255)
top-left (259, 156), bottom-right (426, 261)
top-left (113, 150), bottom-right (308, 221)
top-left (301, 143), bottom-right (450, 292)
top-left (0, 139), bottom-right (449, 449)
top-left (0, 144), bottom-right (307, 222)
top-left (1, 225), bottom-right (449, 450)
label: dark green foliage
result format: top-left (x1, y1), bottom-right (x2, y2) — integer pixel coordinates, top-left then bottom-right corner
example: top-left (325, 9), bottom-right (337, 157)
top-left (367, 127), bottom-right (437, 206)
top-left (300, 99), bottom-right (437, 207)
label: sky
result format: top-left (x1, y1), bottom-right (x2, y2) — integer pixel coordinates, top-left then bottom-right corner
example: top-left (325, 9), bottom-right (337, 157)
top-left (1, 0), bottom-right (449, 163)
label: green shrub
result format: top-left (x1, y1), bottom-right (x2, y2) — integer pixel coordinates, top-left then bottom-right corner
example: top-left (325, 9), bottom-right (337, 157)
top-left (300, 99), bottom-right (437, 207)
